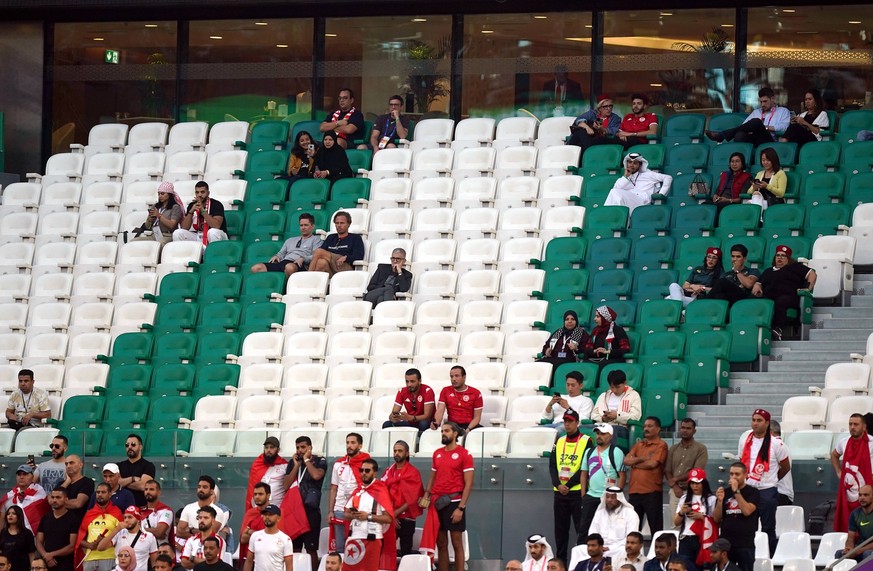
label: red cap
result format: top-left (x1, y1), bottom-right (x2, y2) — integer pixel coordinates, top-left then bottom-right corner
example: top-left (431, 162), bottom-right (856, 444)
top-left (688, 468), bottom-right (707, 482)
top-left (753, 408), bottom-right (771, 422)
top-left (597, 94), bottom-right (612, 106)
top-left (124, 506), bottom-right (142, 520)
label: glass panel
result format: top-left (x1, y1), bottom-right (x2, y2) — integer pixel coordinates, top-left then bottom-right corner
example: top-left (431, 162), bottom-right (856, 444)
top-left (462, 13), bottom-right (592, 120)
top-left (746, 6), bottom-right (873, 112)
top-left (52, 21), bottom-right (177, 153)
top-left (602, 9), bottom-right (736, 116)
top-left (184, 19), bottom-right (313, 125)
top-left (323, 16), bottom-right (452, 123)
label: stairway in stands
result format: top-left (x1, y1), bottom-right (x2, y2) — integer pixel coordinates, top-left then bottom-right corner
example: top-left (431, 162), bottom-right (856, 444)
top-left (688, 272), bottom-right (873, 459)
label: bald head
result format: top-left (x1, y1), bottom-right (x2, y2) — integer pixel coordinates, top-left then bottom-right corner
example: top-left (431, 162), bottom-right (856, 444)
top-left (505, 561), bottom-right (523, 571)
top-left (65, 454), bottom-right (83, 477)
top-left (860, 484), bottom-right (873, 508)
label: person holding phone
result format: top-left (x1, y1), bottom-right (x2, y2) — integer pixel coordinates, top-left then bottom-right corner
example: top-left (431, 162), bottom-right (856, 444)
top-left (172, 181), bottom-right (228, 245)
top-left (131, 181), bottom-right (184, 247)
top-left (567, 95), bottom-right (621, 151)
top-left (282, 131), bottom-right (316, 183)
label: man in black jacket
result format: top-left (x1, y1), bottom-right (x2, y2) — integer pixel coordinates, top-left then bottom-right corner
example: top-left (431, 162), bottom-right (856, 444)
top-left (363, 248), bottom-right (412, 306)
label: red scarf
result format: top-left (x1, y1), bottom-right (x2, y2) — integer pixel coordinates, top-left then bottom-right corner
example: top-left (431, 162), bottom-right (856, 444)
top-left (74, 502), bottom-right (123, 568)
top-left (835, 433), bottom-right (873, 532)
top-left (191, 198), bottom-right (212, 245)
top-left (419, 502), bottom-right (441, 559)
top-left (740, 432), bottom-right (769, 484)
top-left (330, 108), bottom-right (356, 140)
top-left (245, 454), bottom-right (289, 508)
top-left (345, 480), bottom-right (396, 571)
top-left (328, 452), bottom-right (372, 552)
top-left (141, 501), bottom-right (176, 558)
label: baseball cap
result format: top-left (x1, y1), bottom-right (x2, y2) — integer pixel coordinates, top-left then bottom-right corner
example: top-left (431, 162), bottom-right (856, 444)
top-left (562, 410), bottom-right (580, 422)
top-left (593, 423), bottom-right (614, 435)
top-left (102, 463), bottom-right (120, 474)
top-left (125, 506), bottom-right (142, 520)
top-left (688, 468), bottom-right (707, 483)
top-left (263, 436), bottom-right (280, 447)
top-left (261, 504), bottom-right (281, 515)
top-left (16, 464), bottom-right (34, 474)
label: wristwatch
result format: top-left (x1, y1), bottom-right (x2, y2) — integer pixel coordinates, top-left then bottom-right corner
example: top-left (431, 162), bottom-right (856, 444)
top-left (367, 514), bottom-right (373, 522)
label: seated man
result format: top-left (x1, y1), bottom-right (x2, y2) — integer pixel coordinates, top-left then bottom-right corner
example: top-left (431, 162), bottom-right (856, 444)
top-left (320, 88), bottom-right (365, 149)
top-left (591, 369), bottom-right (642, 440)
top-left (172, 181), bottom-right (228, 244)
top-left (360, 95), bottom-right (410, 152)
top-left (707, 244), bottom-right (760, 307)
top-left (6, 369), bottom-right (51, 430)
top-left (706, 87), bottom-right (790, 147)
top-left (837, 484), bottom-right (873, 561)
top-left (308, 211), bottom-right (365, 277)
top-left (588, 486), bottom-right (640, 559)
top-left (604, 152), bottom-right (672, 215)
top-left (522, 535), bottom-right (553, 571)
top-left (615, 94), bottom-right (659, 149)
top-left (541, 371), bottom-right (594, 430)
top-left (363, 248), bottom-right (412, 306)
top-left (250, 212), bottom-right (323, 276)
top-left (567, 95), bottom-right (622, 150)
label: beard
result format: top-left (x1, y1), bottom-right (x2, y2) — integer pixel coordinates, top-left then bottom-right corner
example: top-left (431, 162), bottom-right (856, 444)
top-left (144, 493), bottom-right (157, 503)
top-left (263, 453), bottom-right (277, 465)
top-left (127, 449), bottom-right (137, 458)
top-left (197, 492), bottom-right (209, 501)
top-left (393, 455), bottom-right (403, 464)
top-left (441, 435), bottom-right (451, 445)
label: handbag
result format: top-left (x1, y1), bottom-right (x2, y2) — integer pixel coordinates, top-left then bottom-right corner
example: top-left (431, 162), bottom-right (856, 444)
top-left (688, 173), bottom-right (710, 198)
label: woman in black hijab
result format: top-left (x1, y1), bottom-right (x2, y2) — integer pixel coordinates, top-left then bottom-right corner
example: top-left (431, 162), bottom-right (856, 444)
top-left (538, 310), bottom-right (589, 369)
top-left (313, 131), bottom-right (353, 183)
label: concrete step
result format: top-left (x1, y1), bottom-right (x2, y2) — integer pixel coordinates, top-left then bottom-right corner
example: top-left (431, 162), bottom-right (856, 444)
top-left (809, 329), bottom-right (872, 341)
top-left (814, 307), bottom-right (873, 318)
top-left (732, 372), bottom-right (824, 383)
top-left (773, 340), bottom-right (867, 352)
top-left (820, 318), bottom-right (873, 329)
top-left (724, 393), bottom-right (791, 406)
top-left (849, 296), bottom-right (873, 307)
top-left (766, 361), bottom-right (833, 373)
top-left (773, 350), bottom-right (859, 362)
top-left (687, 404), bottom-right (784, 417)
top-left (736, 382), bottom-right (816, 394)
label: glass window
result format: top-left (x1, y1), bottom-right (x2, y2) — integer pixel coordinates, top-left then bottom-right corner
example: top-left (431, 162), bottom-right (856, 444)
top-left (602, 9), bottom-right (736, 116)
top-left (746, 6), bottom-right (873, 112)
top-left (322, 16), bottom-right (452, 122)
top-left (52, 21), bottom-right (177, 153)
top-left (461, 13), bottom-right (592, 120)
top-left (184, 19), bottom-right (313, 125)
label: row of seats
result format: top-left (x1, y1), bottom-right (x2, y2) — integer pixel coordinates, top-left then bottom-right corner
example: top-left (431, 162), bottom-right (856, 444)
top-left (69, 120), bottom-right (248, 158)
top-left (778, 394), bottom-right (873, 433)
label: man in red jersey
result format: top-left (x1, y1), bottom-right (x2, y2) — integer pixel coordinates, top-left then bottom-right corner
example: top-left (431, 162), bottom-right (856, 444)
top-left (614, 94), bottom-right (659, 149)
top-left (418, 423), bottom-right (474, 571)
top-left (430, 366), bottom-right (483, 432)
top-left (381, 441), bottom-right (424, 557)
top-left (384, 368), bottom-right (435, 432)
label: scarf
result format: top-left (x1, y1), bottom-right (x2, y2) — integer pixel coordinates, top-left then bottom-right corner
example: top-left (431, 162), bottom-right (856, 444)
top-left (74, 502), bottom-right (123, 569)
top-left (327, 452), bottom-right (372, 552)
top-left (740, 432), bottom-right (769, 484)
top-left (689, 512), bottom-right (718, 565)
top-left (382, 463), bottom-right (424, 520)
top-left (4, 484), bottom-right (48, 533)
top-left (835, 433), bottom-right (873, 532)
top-left (238, 505), bottom-right (266, 565)
top-left (593, 305), bottom-right (617, 343)
top-left (245, 454), bottom-right (289, 508)
top-left (191, 198), bottom-right (213, 245)
top-left (330, 107), bottom-right (356, 140)
top-left (347, 480), bottom-right (396, 571)
top-left (115, 546), bottom-right (137, 571)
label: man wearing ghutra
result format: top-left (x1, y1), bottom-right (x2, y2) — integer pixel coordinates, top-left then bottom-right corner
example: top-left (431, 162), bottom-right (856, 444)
top-left (522, 535), bottom-right (554, 571)
top-left (603, 153), bottom-right (672, 215)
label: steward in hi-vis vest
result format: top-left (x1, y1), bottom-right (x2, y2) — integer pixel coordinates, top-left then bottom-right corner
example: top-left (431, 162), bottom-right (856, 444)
top-left (548, 409), bottom-right (593, 563)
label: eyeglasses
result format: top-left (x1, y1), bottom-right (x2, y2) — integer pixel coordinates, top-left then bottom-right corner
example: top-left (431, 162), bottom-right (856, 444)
top-left (359, 468), bottom-right (374, 474)
top-left (50, 444), bottom-right (63, 449)
top-left (390, 256), bottom-right (403, 261)
top-left (125, 443), bottom-right (138, 448)
top-left (775, 253), bottom-right (788, 258)
top-left (599, 104), bottom-right (614, 108)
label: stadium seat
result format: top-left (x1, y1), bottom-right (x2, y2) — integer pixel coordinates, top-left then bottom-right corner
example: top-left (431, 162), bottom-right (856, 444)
top-left (771, 532), bottom-right (811, 566)
top-left (825, 396), bottom-right (873, 432)
top-left (661, 113), bottom-right (706, 147)
top-left (784, 430), bottom-right (833, 460)
top-left (812, 532), bottom-right (847, 568)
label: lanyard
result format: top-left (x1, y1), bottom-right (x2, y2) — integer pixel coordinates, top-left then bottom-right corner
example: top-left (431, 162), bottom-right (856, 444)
top-left (760, 106), bottom-right (777, 126)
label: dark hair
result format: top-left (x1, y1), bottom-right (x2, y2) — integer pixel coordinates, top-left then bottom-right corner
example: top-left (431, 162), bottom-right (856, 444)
top-left (155, 555), bottom-right (175, 567)
top-left (339, 88), bottom-right (355, 100)
top-left (195, 181), bottom-right (209, 190)
top-left (758, 87), bottom-right (775, 99)
top-left (334, 211), bottom-right (352, 224)
top-left (627, 531), bottom-right (644, 543)
top-left (770, 419), bottom-right (782, 436)
top-left (5, 505), bottom-right (25, 530)
top-left (630, 93), bottom-right (649, 106)
top-left (728, 151), bottom-right (747, 171)
top-left (866, 413), bottom-right (873, 436)
top-left (389, 94), bottom-right (403, 104)
top-left (655, 533), bottom-right (676, 546)
top-left (443, 421), bottom-right (464, 438)
top-left (326, 552), bottom-right (343, 564)
top-left (730, 461), bottom-right (748, 473)
top-left (295, 436), bottom-right (313, 446)
top-left (547, 559), bottom-right (566, 571)
top-left (405, 368), bottom-right (422, 380)
top-left (681, 478), bottom-right (714, 514)
top-left (667, 562), bottom-right (687, 571)
top-left (451, 365), bottom-right (467, 377)
top-left (851, 413), bottom-right (867, 423)
top-left (565, 371), bottom-right (584, 384)
top-left (645, 416), bottom-right (661, 428)
top-left (197, 505), bottom-right (217, 518)
top-left (347, 432), bottom-right (363, 445)
top-left (202, 536), bottom-right (221, 548)
top-left (96, 482), bottom-right (111, 492)
top-left (53, 434), bottom-right (69, 445)
top-left (760, 147), bottom-right (781, 172)
top-left (17, 369), bottom-right (34, 379)
top-left (51, 485), bottom-right (68, 494)
top-left (298, 212), bottom-right (315, 225)
top-left (362, 458), bottom-right (379, 472)
top-left (199, 475), bottom-right (216, 489)
top-left (586, 533), bottom-right (604, 546)
top-left (730, 244), bottom-right (748, 257)
top-left (680, 418), bottom-right (697, 428)
top-left (253, 482), bottom-right (271, 494)
top-left (607, 369), bottom-right (627, 385)
top-left (394, 440), bottom-right (410, 453)
top-left (805, 88), bottom-right (825, 115)
top-left (292, 131), bottom-right (315, 160)
top-left (144, 479), bottom-right (162, 490)
top-left (126, 434), bottom-right (143, 445)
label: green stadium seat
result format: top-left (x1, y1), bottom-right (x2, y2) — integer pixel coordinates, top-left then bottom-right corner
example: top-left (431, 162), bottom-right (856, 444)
top-left (803, 203), bottom-right (852, 239)
top-left (586, 237), bottom-right (631, 271)
top-left (578, 145), bottom-right (623, 177)
top-left (840, 140), bottom-right (873, 175)
top-left (223, 210), bottom-right (245, 239)
top-left (640, 387), bottom-right (686, 430)
top-left (596, 364), bottom-right (643, 400)
top-left (99, 364), bottom-right (152, 397)
top-left (706, 113), bottom-right (747, 140)
top-left (628, 205), bottom-right (671, 239)
top-left (146, 396), bottom-right (195, 429)
top-left (244, 150), bottom-right (290, 183)
top-left (240, 301), bottom-right (286, 331)
top-left (236, 178), bottom-right (290, 212)
top-left (760, 204), bottom-right (805, 239)
top-left (102, 396), bottom-right (150, 430)
top-left (779, 171), bottom-right (802, 204)
top-left (661, 113), bottom-right (706, 147)
top-left (709, 142), bottom-right (753, 167)
top-left (588, 269), bottom-right (633, 303)
top-left (144, 272), bottom-right (200, 304)
top-left (534, 300), bottom-right (593, 333)
top-left (548, 362), bottom-right (601, 397)
top-left (637, 299), bottom-right (683, 334)
top-left (288, 178), bottom-right (330, 212)
top-left (796, 140), bottom-right (841, 174)
top-left (755, 142), bottom-right (798, 168)
top-left (673, 236), bottom-right (720, 274)
top-left (846, 171), bottom-right (873, 207)
top-left (798, 172), bottom-right (845, 207)
top-left (836, 110), bottom-right (873, 144)
top-left (194, 363), bottom-right (241, 399)
top-left (530, 236), bottom-right (587, 272)
top-left (532, 269), bottom-right (590, 303)
top-left (576, 175), bottom-right (620, 210)
top-left (243, 241), bottom-right (282, 267)
top-left (681, 299), bottom-right (728, 332)
top-left (55, 395), bottom-right (105, 429)
top-left (727, 235), bottom-right (765, 268)
top-left (144, 302), bottom-right (198, 333)
top-left (195, 332), bottom-right (241, 367)
top-left (151, 332), bottom-right (198, 363)
top-left (665, 143), bottom-right (709, 174)
top-left (242, 209), bottom-right (286, 243)
top-left (711, 204), bottom-right (761, 238)
top-left (144, 428), bottom-right (193, 457)
top-left (685, 329), bottom-right (732, 398)
top-left (247, 120), bottom-right (290, 152)
top-left (765, 236), bottom-right (812, 262)
top-left (726, 298), bottom-right (774, 367)
top-left (100, 429), bottom-right (148, 456)
top-left (241, 272), bottom-right (287, 303)
top-left (196, 301), bottom-right (242, 331)
top-left (66, 429), bottom-right (104, 457)
top-left (291, 120), bottom-right (322, 144)
top-left (644, 362), bottom-right (689, 391)
top-left (601, 300), bottom-right (637, 331)
top-left (580, 205), bottom-right (628, 241)
top-left (199, 272), bottom-right (242, 302)
top-left (629, 236), bottom-right (675, 272)
top-left (625, 144), bottom-right (665, 171)
top-left (351, 120), bottom-right (374, 148)
top-left (150, 364), bottom-right (196, 398)
top-left (195, 240), bottom-right (245, 275)
top-left (97, 332), bottom-right (154, 367)
top-left (669, 173), bottom-right (711, 208)
top-left (633, 269), bottom-right (678, 302)
top-left (638, 331), bottom-right (686, 365)
top-left (325, 178), bottom-right (372, 213)
top-left (672, 204), bottom-right (716, 239)
top-left (346, 149), bottom-right (373, 172)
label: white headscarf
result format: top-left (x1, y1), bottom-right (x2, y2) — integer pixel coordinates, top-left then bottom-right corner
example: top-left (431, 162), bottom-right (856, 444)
top-left (523, 534), bottom-right (554, 571)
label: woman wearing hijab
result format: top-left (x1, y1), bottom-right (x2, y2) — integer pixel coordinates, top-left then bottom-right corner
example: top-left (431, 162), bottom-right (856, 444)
top-left (113, 546), bottom-right (137, 571)
top-left (132, 181), bottom-right (184, 246)
top-left (313, 131), bottom-right (353, 183)
top-left (538, 310), bottom-right (589, 369)
top-left (582, 305), bottom-right (630, 364)
top-left (673, 468), bottom-right (718, 567)
top-left (668, 247), bottom-right (724, 307)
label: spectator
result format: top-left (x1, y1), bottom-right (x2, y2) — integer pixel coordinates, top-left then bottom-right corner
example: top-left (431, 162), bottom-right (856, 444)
top-left (342, 458), bottom-right (395, 571)
top-left (832, 413), bottom-right (873, 532)
top-left (172, 181), bottom-right (228, 244)
top-left (748, 148), bottom-right (786, 212)
top-left (837, 484), bottom-right (873, 561)
top-left (131, 181), bottom-right (184, 246)
top-left (247, 436), bottom-right (288, 509)
top-left (117, 434), bottom-right (155, 508)
top-left (751, 245), bottom-right (816, 340)
top-left (0, 505), bottom-right (37, 571)
top-left (665, 419), bottom-right (709, 519)
top-left (673, 468), bottom-right (717, 565)
top-left (76, 482), bottom-right (123, 571)
top-left (243, 505), bottom-right (293, 571)
top-left (384, 368), bottom-right (435, 432)
top-left (707, 244), bottom-right (760, 308)
top-left (320, 88), bottom-right (365, 149)
top-left (642, 534), bottom-right (692, 571)
top-left (327, 433), bottom-right (371, 552)
top-left (6, 369), bottom-right (51, 430)
top-left (779, 89), bottom-right (828, 147)
top-left (546, 559), bottom-right (566, 571)
top-left (1, 464), bottom-right (49, 532)
top-left (568, 95), bottom-right (622, 151)
top-left (541, 371), bottom-right (594, 431)
top-left (613, 532), bottom-right (648, 571)
top-left (36, 487), bottom-right (78, 571)
top-left (589, 486), bottom-right (639, 558)
top-left (191, 538), bottom-right (233, 571)
top-left (539, 311), bottom-right (589, 370)
top-left (180, 507), bottom-right (226, 569)
top-left (591, 369), bottom-right (642, 440)
top-left (284, 436), bottom-right (326, 571)
top-left (34, 435), bottom-right (68, 495)
top-left (309, 211), bottom-right (365, 277)
top-left (549, 409), bottom-right (594, 563)
top-left (141, 480), bottom-right (173, 547)
top-left (668, 247), bottom-right (724, 307)
top-left (578, 424), bottom-right (626, 539)
top-left (769, 421), bottom-right (794, 506)
top-left (88, 464), bottom-right (134, 513)
top-left (570, 534), bottom-right (608, 571)
top-left (363, 248), bottom-right (412, 306)
top-left (250, 213), bottom-right (323, 276)
top-left (282, 131), bottom-right (316, 182)
top-left (705, 87), bottom-right (790, 146)
top-left (431, 366), bottom-right (483, 432)
top-left (522, 535), bottom-right (554, 571)
top-left (97, 506), bottom-right (158, 571)
top-left (380, 441), bottom-right (424, 558)
top-left (61, 455), bottom-right (94, 528)
top-left (624, 417), bottom-right (668, 535)
top-left (113, 547), bottom-right (137, 571)
top-left (603, 153), bottom-right (672, 215)
top-left (614, 94), bottom-right (660, 149)
top-left (239, 483), bottom-right (270, 568)
top-left (324, 552), bottom-right (342, 571)
top-left (713, 462), bottom-right (760, 571)
top-left (505, 561), bottom-right (523, 571)
top-left (707, 538), bottom-right (740, 571)
top-left (361, 95), bottom-right (410, 152)
top-left (709, 153), bottom-right (752, 218)
top-left (176, 477), bottom-right (228, 542)
top-left (583, 306), bottom-right (630, 365)
top-left (313, 132), bottom-right (353, 182)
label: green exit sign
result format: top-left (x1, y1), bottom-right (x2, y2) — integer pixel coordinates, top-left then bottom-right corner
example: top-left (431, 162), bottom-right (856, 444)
top-left (104, 49), bottom-right (119, 64)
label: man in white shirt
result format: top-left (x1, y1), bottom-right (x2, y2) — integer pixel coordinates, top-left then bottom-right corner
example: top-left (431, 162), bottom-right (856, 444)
top-left (706, 87), bottom-right (791, 146)
top-left (343, 459), bottom-right (394, 571)
top-left (541, 372), bottom-right (594, 430)
top-left (612, 532), bottom-right (648, 571)
top-left (603, 153), bottom-right (672, 215)
top-left (181, 506), bottom-right (226, 569)
top-left (769, 421), bottom-right (794, 506)
top-left (243, 505), bottom-right (293, 571)
top-left (142, 480), bottom-right (174, 547)
top-left (177, 477), bottom-right (228, 541)
top-left (328, 433), bottom-right (371, 551)
top-left (97, 506), bottom-right (158, 571)
top-left (588, 486), bottom-right (640, 558)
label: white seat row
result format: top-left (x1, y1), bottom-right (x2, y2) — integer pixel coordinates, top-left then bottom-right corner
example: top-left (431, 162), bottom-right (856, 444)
top-left (403, 116), bottom-right (573, 153)
top-left (779, 394), bottom-right (873, 434)
top-left (0, 271), bottom-right (159, 305)
top-left (68, 120), bottom-right (248, 158)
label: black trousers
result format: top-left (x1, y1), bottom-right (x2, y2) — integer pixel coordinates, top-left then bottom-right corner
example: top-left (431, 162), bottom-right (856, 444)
top-left (782, 123), bottom-right (818, 148)
top-left (553, 491), bottom-right (583, 563)
top-left (629, 491), bottom-right (663, 534)
top-left (720, 118), bottom-right (774, 147)
top-left (708, 277), bottom-right (752, 308)
top-left (397, 518), bottom-right (417, 557)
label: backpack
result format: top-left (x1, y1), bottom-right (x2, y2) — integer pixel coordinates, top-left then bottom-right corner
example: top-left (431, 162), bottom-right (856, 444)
top-left (807, 499), bottom-right (836, 535)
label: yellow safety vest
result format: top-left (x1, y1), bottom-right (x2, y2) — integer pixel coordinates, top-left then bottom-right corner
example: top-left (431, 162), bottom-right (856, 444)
top-left (553, 433), bottom-right (591, 492)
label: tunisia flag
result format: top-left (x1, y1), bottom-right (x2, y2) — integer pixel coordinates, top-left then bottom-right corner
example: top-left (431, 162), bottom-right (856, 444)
top-left (691, 515), bottom-right (718, 566)
top-left (2, 484), bottom-right (49, 533)
top-left (279, 481), bottom-right (311, 540)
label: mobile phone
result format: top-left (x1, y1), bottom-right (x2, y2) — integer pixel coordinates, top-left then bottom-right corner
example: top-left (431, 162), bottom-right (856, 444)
top-left (27, 454), bottom-right (35, 464)
top-left (604, 557), bottom-right (612, 566)
top-left (308, 144), bottom-right (315, 151)
top-left (553, 392), bottom-right (561, 397)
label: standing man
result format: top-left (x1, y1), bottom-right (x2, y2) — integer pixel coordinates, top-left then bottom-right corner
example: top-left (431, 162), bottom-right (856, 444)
top-left (542, 372), bottom-right (594, 430)
top-left (613, 532), bottom-right (648, 571)
top-left (117, 434), bottom-right (155, 508)
top-left (713, 462), bottom-right (760, 571)
top-left (707, 245), bottom-right (760, 307)
top-left (193, 537), bottom-right (234, 571)
top-left (381, 441), bottom-right (424, 558)
top-left (309, 211), bottom-right (366, 277)
top-left (177, 477), bottom-right (228, 542)
top-left (832, 413), bottom-right (873, 532)
top-left (97, 506), bottom-right (158, 571)
top-left (75, 483), bottom-right (123, 571)
top-left (36, 486), bottom-right (78, 571)
top-left (321, 88), bottom-right (365, 149)
top-left (89, 463), bottom-right (135, 512)
top-left (361, 95), bottom-right (410, 153)
top-left (243, 505), bottom-right (293, 571)
top-left (342, 459), bottom-right (395, 571)
top-left (173, 181), bottom-right (228, 244)
top-left (181, 507), bottom-right (226, 569)
top-left (769, 420), bottom-right (794, 506)
top-left (1, 463), bottom-right (50, 532)
top-left (737, 409), bottom-right (789, 555)
top-left (363, 248), bottom-right (413, 307)
top-left (383, 368), bottom-right (435, 432)
top-left (431, 366), bottom-right (484, 432)
top-left (141, 480), bottom-right (174, 547)
top-left (521, 535), bottom-right (553, 571)
top-left (624, 416), bottom-right (668, 535)
top-left (548, 409), bottom-right (593, 563)
top-left (62, 455), bottom-right (95, 528)
top-left (34, 435), bottom-right (68, 494)
top-left (6, 369), bottom-right (51, 429)
top-left (615, 94), bottom-right (660, 149)
top-left (706, 88), bottom-right (790, 146)
top-left (666, 419), bottom-right (709, 522)
top-left (578, 424), bottom-right (626, 540)
top-left (239, 483), bottom-right (270, 567)
top-left (284, 436), bottom-right (326, 570)
top-left (603, 153), bottom-right (672, 215)
top-left (328, 433), bottom-right (371, 552)
top-left (589, 486), bottom-right (640, 559)
top-left (247, 436), bottom-right (289, 509)
top-left (419, 422), bottom-right (474, 571)
top-left (250, 213), bottom-right (323, 276)
top-left (708, 539), bottom-right (740, 571)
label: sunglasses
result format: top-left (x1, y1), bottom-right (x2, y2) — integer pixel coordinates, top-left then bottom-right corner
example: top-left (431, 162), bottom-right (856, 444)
top-left (359, 468), bottom-right (374, 474)
top-left (50, 444), bottom-right (63, 449)
top-left (125, 443), bottom-right (138, 448)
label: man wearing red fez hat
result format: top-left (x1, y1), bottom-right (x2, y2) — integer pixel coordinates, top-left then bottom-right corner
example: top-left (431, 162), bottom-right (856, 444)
top-left (751, 245), bottom-right (816, 340)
